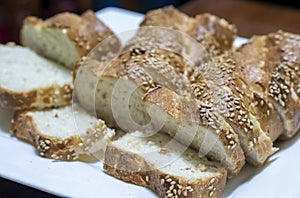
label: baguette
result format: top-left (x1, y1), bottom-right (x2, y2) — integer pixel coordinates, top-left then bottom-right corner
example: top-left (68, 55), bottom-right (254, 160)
top-left (10, 104), bottom-right (115, 161)
top-left (234, 31), bottom-right (300, 140)
top-left (0, 43), bottom-right (72, 110)
top-left (117, 23), bottom-right (276, 166)
top-left (140, 6), bottom-right (237, 55)
top-left (21, 10), bottom-right (114, 68)
top-left (74, 52), bottom-right (245, 177)
top-left (104, 131), bottom-right (227, 198)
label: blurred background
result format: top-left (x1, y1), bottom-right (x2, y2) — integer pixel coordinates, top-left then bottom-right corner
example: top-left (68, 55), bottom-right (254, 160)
top-left (0, 0), bottom-right (300, 43)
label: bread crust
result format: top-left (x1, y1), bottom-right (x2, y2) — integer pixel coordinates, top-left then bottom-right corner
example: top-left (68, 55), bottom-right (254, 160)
top-left (234, 32), bottom-right (300, 140)
top-left (140, 6), bottom-right (237, 55)
top-left (10, 106), bottom-right (114, 161)
top-left (10, 111), bottom-right (81, 160)
top-left (104, 142), bottom-right (227, 198)
top-left (74, 54), bottom-right (246, 177)
top-left (0, 83), bottom-right (72, 110)
top-left (21, 10), bottom-right (114, 67)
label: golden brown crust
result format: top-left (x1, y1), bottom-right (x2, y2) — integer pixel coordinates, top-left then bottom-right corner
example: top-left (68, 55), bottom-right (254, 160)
top-left (194, 14), bottom-right (237, 51)
top-left (141, 87), bottom-right (245, 177)
top-left (76, 49), bottom-right (246, 176)
top-left (10, 107), bottom-right (114, 161)
top-left (104, 142), bottom-right (227, 198)
top-left (22, 10), bottom-right (114, 63)
top-left (140, 6), bottom-right (237, 55)
top-left (0, 83), bottom-right (72, 110)
top-left (234, 32), bottom-right (300, 140)
top-left (10, 110), bottom-right (81, 161)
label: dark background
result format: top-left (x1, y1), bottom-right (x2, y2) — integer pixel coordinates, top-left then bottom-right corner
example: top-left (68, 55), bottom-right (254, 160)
top-left (0, 0), bottom-right (300, 43)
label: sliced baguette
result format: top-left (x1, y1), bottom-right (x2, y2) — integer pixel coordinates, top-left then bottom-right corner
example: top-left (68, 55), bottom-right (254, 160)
top-left (74, 54), bottom-right (245, 177)
top-left (0, 43), bottom-right (72, 110)
top-left (104, 131), bottom-right (227, 198)
top-left (119, 25), bottom-right (275, 166)
top-left (21, 10), bottom-right (113, 68)
top-left (234, 31), bottom-right (300, 140)
top-left (10, 104), bottom-right (115, 161)
top-left (140, 6), bottom-right (237, 55)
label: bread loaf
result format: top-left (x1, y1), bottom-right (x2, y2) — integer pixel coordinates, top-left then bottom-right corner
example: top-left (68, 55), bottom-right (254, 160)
top-left (74, 51), bottom-right (245, 177)
top-left (140, 6), bottom-right (237, 55)
top-left (234, 31), bottom-right (300, 140)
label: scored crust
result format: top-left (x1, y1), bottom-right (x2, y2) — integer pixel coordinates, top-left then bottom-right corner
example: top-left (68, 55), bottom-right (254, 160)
top-left (104, 142), bottom-right (227, 198)
top-left (0, 83), bottom-right (72, 110)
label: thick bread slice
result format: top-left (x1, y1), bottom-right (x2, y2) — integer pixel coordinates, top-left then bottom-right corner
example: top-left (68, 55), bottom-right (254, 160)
top-left (74, 55), bottom-right (245, 177)
top-left (140, 6), bottom-right (237, 55)
top-left (234, 31), bottom-right (300, 140)
top-left (21, 10), bottom-right (113, 68)
top-left (104, 131), bottom-right (227, 198)
top-left (0, 44), bottom-right (72, 110)
top-left (10, 104), bottom-right (115, 161)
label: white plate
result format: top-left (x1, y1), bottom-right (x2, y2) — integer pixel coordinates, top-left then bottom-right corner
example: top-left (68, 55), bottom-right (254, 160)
top-left (0, 7), bottom-right (299, 198)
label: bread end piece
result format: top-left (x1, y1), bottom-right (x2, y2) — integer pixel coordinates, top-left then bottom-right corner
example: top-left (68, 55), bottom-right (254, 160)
top-left (21, 10), bottom-right (114, 68)
top-left (10, 105), bottom-right (115, 161)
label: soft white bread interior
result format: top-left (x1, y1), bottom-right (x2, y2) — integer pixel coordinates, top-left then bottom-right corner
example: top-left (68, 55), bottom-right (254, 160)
top-left (104, 131), bottom-right (227, 198)
top-left (10, 104), bottom-right (115, 161)
top-left (0, 43), bottom-right (72, 110)
top-left (21, 10), bottom-right (114, 68)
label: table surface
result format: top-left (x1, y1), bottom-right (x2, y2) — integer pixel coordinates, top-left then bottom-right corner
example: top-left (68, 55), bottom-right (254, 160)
top-left (180, 0), bottom-right (300, 37)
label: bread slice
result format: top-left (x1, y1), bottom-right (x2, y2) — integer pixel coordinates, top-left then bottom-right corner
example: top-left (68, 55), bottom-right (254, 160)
top-left (74, 54), bottom-right (245, 177)
top-left (0, 43), bottom-right (72, 110)
top-left (10, 104), bottom-right (115, 161)
top-left (21, 10), bottom-right (113, 68)
top-left (104, 131), bottom-right (227, 198)
top-left (140, 6), bottom-right (237, 55)
top-left (234, 31), bottom-right (300, 140)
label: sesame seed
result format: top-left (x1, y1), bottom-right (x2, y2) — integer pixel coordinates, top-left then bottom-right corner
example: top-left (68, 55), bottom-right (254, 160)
top-left (166, 178), bottom-right (172, 183)
top-left (45, 140), bottom-right (51, 144)
top-left (146, 176), bottom-right (149, 182)
top-left (178, 189), bottom-right (182, 195)
top-left (171, 181), bottom-right (176, 185)
top-left (183, 190), bottom-right (188, 197)
top-left (173, 189), bottom-right (177, 195)
top-left (209, 191), bottom-right (214, 196)
top-left (161, 179), bottom-right (165, 185)
top-left (169, 185), bottom-right (174, 191)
